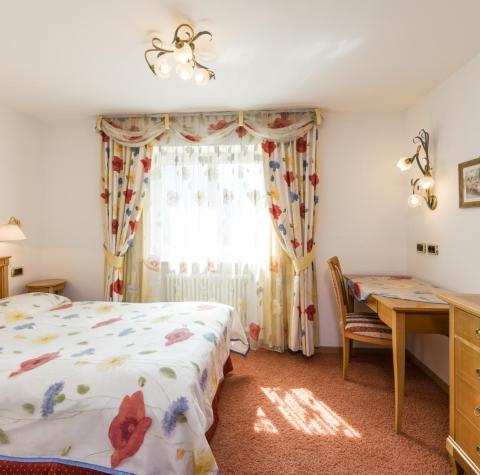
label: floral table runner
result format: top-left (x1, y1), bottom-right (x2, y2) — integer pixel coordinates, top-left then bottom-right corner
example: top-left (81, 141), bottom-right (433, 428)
top-left (347, 275), bottom-right (445, 304)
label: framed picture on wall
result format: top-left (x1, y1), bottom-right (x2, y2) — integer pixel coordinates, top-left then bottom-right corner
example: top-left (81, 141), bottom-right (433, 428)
top-left (459, 157), bottom-right (480, 208)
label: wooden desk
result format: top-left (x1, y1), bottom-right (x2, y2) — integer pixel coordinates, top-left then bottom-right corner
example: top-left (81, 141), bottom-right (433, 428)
top-left (346, 277), bottom-right (449, 433)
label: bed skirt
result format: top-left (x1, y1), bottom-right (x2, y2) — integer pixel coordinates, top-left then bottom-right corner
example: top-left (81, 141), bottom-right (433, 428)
top-left (0, 356), bottom-right (233, 475)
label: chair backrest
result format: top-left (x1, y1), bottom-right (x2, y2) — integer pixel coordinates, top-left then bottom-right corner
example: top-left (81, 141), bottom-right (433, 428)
top-left (327, 256), bottom-right (349, 330)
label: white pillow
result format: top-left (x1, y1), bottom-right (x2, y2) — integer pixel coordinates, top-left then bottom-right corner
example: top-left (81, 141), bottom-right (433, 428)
top-left (0, 293), bottom-right (72, 325)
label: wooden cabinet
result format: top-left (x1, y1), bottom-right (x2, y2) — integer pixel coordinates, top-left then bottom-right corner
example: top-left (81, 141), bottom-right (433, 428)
top-left (26, 279), bottom-right (66, 294)
top-left (439, 293), bottom-right (480, 475)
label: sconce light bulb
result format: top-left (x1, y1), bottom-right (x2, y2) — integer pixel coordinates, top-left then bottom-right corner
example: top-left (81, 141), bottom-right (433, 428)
top-left (418, 175), bottom-right (435, 190)
top-left (407, 194), bottom-right (422, 208)
top-left (396, 157), bottom-right (413, 171)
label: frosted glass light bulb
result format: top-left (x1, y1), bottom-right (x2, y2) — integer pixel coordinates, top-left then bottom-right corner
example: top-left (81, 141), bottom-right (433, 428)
top-left (418, 175), bottom-right (435, 190)
top-left (173, 42), bottom-right (193, 64)
top-left (154, 56), bottom-right (172, 78)
top-left (407, 194), bottom-right (421, 208)
top-left (396, 157), bottom-right (413, 171)
top-left (194, 68), bottom-right (210, 86)
top-left (176, 62), bottom-right (194, 80)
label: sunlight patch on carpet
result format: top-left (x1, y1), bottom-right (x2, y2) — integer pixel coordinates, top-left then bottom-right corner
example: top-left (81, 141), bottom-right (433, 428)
top-left (254, 407), bottom-right (279, 434)
top-left (260, 387), bottom-right (361, 438)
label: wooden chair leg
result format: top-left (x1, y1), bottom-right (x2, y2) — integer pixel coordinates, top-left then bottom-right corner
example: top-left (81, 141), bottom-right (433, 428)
top-left (349, 338), bottom-right (353, 361)
top-left (343, 336), bottom-right (350, 380)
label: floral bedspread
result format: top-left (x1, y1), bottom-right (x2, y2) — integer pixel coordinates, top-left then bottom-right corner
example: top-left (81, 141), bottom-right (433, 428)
top-left (0, 296), bottom-right (247, 475)
top-left (347, 275), bottom-right (445, 304)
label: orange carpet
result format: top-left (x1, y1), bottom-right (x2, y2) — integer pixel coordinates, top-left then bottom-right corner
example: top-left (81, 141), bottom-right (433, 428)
top-left (210, 350), bottom-right (449, 474)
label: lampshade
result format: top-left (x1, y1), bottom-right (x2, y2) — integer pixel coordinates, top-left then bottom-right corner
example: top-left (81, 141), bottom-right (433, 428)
top-left (176, 62), bottom-right (194, 80)
top-left (154, 56), bottom-right (172, 78)
top-left (418, 175), bottom-right (435, 190)
top-left (396, 157), bottom-right (413, 171)
top-left (407, 194), bottom-right (422, 208)
top-left (194, 68), bottom-right (210, 86)
top-left (173, 42), bottom-right (193, 64)
top-left (0, 218), bottom-right (26, 242)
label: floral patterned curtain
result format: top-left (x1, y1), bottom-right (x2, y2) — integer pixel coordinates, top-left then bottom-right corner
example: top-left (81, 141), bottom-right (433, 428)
top-left (97, 110), bottom-right (321, 355)
top-left (262, 129), bottom-right (319, 356)
top-left (99, 131), bottom-right (151, 301)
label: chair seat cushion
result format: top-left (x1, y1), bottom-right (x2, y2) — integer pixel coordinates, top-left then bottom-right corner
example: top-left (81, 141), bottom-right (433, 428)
top-left (345, 313), bottom-right (392, 340)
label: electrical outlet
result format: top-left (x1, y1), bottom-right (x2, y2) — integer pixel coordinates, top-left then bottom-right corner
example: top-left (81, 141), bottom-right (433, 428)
top-left (416, 242), bottom-right (426, 254)
top-left (11, 267), bottom-right (24, 277)
top-left (427, 244), bottom-right (439, 255)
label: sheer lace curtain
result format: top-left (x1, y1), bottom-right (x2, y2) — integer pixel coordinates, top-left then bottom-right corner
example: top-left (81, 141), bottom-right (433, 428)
top-left (133, 143), bottom-right (284, 350)
top-left (148, 144), bottom-right (268, 274)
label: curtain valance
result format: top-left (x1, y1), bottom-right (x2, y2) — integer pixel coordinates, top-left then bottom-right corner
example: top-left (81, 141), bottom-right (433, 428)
top-left (97, 110), bottom-right (322, 147)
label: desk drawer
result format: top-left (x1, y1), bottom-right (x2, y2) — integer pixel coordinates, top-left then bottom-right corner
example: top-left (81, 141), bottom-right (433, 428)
top-left (456, 376), bottom-right (480, 430)
top-left (455, 307), bottom-right (480, 350)
top-left (456, 411), bottom-right (480, 468)
top-left (455, 338), bottom-right (480, 391)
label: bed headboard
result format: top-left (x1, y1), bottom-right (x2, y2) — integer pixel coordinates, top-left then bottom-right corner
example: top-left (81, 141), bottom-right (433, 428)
top-left (0, 256), bottom-right (11, 299)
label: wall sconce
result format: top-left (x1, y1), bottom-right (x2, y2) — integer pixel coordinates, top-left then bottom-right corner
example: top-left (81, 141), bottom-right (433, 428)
top-left (0, 217), bottom-right (27, 241)
top-left (397, 129), bottom-right (437, 210)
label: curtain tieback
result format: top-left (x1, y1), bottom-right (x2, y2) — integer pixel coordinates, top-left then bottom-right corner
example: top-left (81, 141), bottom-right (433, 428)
top-left (292, 249), bottom-right (315, 274)
top-left (104, 247), bottom-right (124, 269)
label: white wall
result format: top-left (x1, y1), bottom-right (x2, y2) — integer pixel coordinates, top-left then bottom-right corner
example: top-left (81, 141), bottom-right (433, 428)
top-left (0, 103), bottom-right (44, 294)
top-left (0, 112), bottom-right (103, 301)
top-left (316, 111), bottom-right (407, 346)
top-left (39, 119), bottom-right (104, 301)
top-left (404, 52), bottom-right (480, 383)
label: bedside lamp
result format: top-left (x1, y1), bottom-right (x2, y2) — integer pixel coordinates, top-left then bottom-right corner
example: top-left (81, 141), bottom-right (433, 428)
top-left (0, 217), bottom-right (27, 299)
top-left (0, 217), bottom-right (26, 242)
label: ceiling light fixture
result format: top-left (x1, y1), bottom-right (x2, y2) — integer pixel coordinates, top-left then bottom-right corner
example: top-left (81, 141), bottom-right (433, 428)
top-left (397, 129), bottom-right (438, 210)
top-left (144, 24), bottom-right (215, 85)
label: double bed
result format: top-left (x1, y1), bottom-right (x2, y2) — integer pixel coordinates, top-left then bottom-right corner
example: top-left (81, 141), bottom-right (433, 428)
top-left (0, 292), bottom-right (248, 475)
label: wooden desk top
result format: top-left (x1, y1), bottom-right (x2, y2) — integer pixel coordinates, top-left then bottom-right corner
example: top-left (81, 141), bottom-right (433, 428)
top-left (438, 292), bottom-right (480, 316)
top-left (370, 295), bottom-right (449, 313)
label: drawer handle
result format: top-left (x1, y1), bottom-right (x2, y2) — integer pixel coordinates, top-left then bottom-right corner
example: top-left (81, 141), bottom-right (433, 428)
top-left (477, 368), bottom-right (480, 378)
top-left (475, 407), bottom-right (480, 417)
top-left (476, 329), bottom-right (480, 338)
top-left (477, 446), bottom-right (480, 456)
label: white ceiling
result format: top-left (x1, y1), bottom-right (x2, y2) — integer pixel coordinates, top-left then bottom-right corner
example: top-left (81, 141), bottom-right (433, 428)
top-left (1, 0), bottom-right (480, 119)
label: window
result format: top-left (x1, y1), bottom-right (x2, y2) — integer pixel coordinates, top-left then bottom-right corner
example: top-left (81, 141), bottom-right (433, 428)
top-left (147, 143), bottom-right (270, 275)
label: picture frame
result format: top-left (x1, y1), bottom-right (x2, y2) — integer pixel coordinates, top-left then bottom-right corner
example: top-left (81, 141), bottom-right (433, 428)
top-left (459, 157), bottom-right (480, 208)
